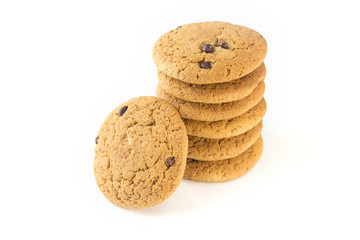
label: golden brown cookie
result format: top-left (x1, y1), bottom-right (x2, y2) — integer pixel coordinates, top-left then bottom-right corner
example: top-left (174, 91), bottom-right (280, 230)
top-left (156, 81), bottom-right (265, 121)
top-left (184, 98), bottom-right (266, 139)
top-left (157, 62), bottom-right (266, 103)
top-left (94, 97), bottom-right (188, 209)
top-left (188, 121), bottom-right (262, 161)
top-left (153, 21), bottom-right (267, 84)
top-left (184, 136), bottom-right (263, 182)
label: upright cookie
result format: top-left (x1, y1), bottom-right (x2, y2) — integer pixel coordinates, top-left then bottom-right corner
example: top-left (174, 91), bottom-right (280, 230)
top-left (94, 97), bottom-right (188, 209)
top-left (184, 136), bottom-right (263, 182)
top-left (153, 21), bottom-right (267, 84)
top-left (156, 81), bottom-right (265, 121)
top-left (184, 98), bottom-right (266, 139)
top-left (188, 121), bottom-right (262, 161)
top-left (157, 62), bottom-right (266, 104)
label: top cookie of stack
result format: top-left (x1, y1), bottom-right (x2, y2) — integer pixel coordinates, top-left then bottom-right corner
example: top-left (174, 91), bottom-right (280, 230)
top-left (153, 21), bottom-right (267, 85)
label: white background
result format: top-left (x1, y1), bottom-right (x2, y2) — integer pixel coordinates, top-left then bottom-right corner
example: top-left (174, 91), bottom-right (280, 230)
top-left (1, 0), bottom-right (359, 239)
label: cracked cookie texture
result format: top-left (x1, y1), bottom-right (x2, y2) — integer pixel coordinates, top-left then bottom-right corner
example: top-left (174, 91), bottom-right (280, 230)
top-left (184, 136), bottom-right (263, 182)
top-left (153, 21), bottom-right (267, 84)
top-left (94, 97), bottom-right (188, 209)
top-left (184, 98), bottom-right (266, 139)
top-left (156, 81), bottom-right (265, 121)
top-left (157, 62), bottom-right (266, 104)
top-left (188, 121), bottom-right (262, 161)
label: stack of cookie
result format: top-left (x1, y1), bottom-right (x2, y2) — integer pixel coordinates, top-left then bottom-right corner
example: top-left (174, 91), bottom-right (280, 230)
top-left (153, 21), bottom-right (268, 182)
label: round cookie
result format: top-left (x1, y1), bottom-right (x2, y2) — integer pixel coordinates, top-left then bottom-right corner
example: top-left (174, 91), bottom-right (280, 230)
top-left (184, 136), bottom-right (263, 182)
top-left (157, 62), bottom-right (266, 103)
top-left (184, 98), bottom-right (266, 139)
top-left (153, 21), bottom-right (267, 84)
top-left (156, 81), bottom-right (265, 121)
top-left (94, 97), bottom-right (188, 209)
top-left (188, 121), bottom-right (262, 161)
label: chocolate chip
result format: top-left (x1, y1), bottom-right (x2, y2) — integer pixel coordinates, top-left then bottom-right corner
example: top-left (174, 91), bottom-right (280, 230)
top-left (95, 136), bottom-right (99, 144)
top-left (165, 157), bottom-right (175, 167)
top-left (119, 106), bottom-right (128, 116)
top-left (201, 44), bottom-right (214, 53)
top-left (187, 158), bottom-right (195, 163)
top-left (217, 40), bottom-right (229, 49)
top-left (176, 26), bottom-right (182, 30)
top-left (199, 61), bottom-right (211, 69)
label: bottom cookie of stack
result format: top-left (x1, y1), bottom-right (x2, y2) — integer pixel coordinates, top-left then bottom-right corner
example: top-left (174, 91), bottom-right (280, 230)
top-left (184, 136), bottom-right (263, 183)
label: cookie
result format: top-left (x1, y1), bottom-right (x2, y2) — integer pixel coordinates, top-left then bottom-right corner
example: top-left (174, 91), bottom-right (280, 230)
top-left (184, 136), bottom-right (263, 182)
top-left (188, 121), bottom-right (262, 161)
top-left (157, 62), bottom-right (266, 103)
top-left (156, 81), bottom-right (265, 121)
top-left (94, 97), bottom-right (188, 209)
top-left (153, 21), bottom-right (267, 84)
top-left (184, 98), bottom-right (266, 139)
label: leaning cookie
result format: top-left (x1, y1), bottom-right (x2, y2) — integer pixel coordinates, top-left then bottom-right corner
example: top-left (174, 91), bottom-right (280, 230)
top-left (157, 62), bottom-right (266, 103)
top-left (153, 21), bottom-right (267, 84)
top-left (184, 136), bottom-right (263, 182)
top-left (188, 121), bottom-right (262, 161)
top-left (184, 98), bottom-right (266, 139)
top-left (156, 81), bottom-right (265, 121)
top-left (94, 97), bottom-right (188, 209)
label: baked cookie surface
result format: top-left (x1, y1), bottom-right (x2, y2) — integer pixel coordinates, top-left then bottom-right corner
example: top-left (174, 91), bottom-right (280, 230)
top-left (184, 136), bottom-right (263, 182)
top-left (157, 62), bottom-right (266, 103)
top-left (156, 81), bottom-right (265, 121)
top-left (188, 121), bottom-right (262, 161)
top-left (153, 21), bottom-right (267, 84)
top-left (184, 98), bottom-right (266, 139)
top-left (94, 97), bottom-right (188, 209)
